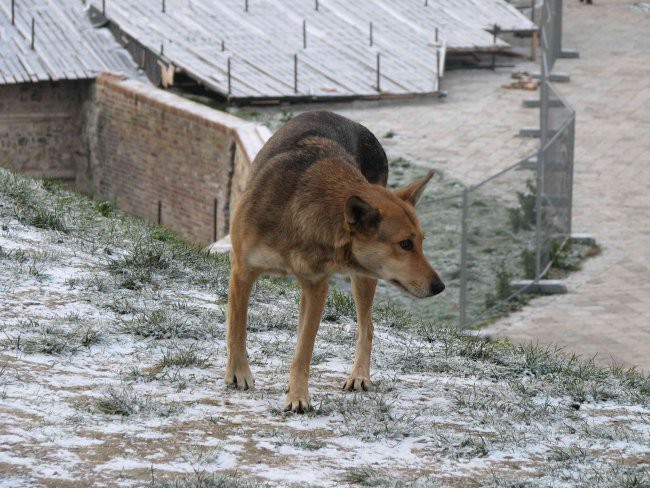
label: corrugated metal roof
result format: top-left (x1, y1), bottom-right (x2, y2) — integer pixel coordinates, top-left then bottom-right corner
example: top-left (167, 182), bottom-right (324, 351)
top-left (0, 0), bottom-right (141, 85)
top-left (84, 0), bottom-right (533, 101)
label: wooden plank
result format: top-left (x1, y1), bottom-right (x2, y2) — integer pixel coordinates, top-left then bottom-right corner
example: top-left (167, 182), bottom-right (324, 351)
top-left (0, 0), bottom-right (530, 96)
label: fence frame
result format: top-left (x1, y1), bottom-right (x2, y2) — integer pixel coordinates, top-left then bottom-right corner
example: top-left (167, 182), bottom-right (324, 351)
top-left (457, 0), bottom-right (575, 328)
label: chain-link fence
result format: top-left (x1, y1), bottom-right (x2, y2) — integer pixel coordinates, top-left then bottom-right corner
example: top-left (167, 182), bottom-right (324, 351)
top-left (449, 0), bottom-right (575, 328)
top-left (540, 0), bottom-right (564, 71)
top-left (535, 80), bottom-right (575, 278)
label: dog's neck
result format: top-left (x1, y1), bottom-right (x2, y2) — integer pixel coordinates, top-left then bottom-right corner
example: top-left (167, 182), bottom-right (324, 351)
top-left (287, 156), bottom-right (386, 278)
top-left (334, 242), bottom-right (378, 279)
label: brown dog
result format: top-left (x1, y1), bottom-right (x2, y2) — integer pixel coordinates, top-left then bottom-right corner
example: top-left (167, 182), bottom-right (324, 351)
top-left (226, 111), bottom-right (444, 412)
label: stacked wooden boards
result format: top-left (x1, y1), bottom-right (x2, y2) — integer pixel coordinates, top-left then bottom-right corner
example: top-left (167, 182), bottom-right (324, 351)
top-left (86, 0), bottom-right (535, 101)
top-left (0, 0), bottom-right (140, 85)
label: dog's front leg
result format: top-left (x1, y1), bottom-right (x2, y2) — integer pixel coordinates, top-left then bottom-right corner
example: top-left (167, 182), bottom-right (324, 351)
top-left (285, 278), bottom-right (328, 413)
top-left (225, 264), bottom-right (259, 390)
top-left (343, 276), bottom-right (377, 391)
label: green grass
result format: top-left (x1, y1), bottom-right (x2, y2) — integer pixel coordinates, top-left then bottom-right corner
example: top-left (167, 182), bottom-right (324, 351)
top-left (0, 167), bottom-right (648, 486)
top-left (2, 322), bottom-right (103, 355)
top-left (119, 306), bottom-right (224, 340)
top-left (323, 287), bottom-right (356, 322)
top-left (154, 344), bottom-right (209, 370)
top-left (150, 474), bottom-right (260, 488)
top-left (95, 385), bottom-right (179, 417)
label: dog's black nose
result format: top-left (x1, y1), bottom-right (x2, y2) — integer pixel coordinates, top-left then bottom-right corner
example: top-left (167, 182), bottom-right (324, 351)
top-left (430, 280), bottom-right (445, 296)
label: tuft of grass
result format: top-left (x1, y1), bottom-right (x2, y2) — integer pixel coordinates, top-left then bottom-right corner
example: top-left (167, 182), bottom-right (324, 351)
top-left (120, 308), bottom-right (186, 339)
top-left (3, 323), bottom-right (103, 355)
top-left (342, 467), bottom-right (381, 485)
top-left (95, 200), bottom-right (117, 217)
top-left (521, 248), bottom-right (536, 280)
top-left (508, 179), bottom-right (537, 233)
top-left (154, 345), bottom-right (209, 370)
top-left (323, 288), bottom-right (356, 322)
top-left (456, 434), bottom-right (489, 459)
top-left (248, 306), bottom-right (294, 332)
top-left (41, 176), bottom-right (62, 193)
top-left (279, 109), bottom-right (293, 125)
top-left (150, 473), bottom-right (260, 488)
top-left (110, 240), bottom-right (171, 273)
top-left (1, 175), bottom-right (67, 232)
top-left (96, 385), bottom-right (147, 416)
top-left (95, 385), bottom-right (179, 417)
top-left (258, 429), bottom-right (326, 451)
top-left (28, 206), bottom-right (67, 232)
top-left (374, 301), bottom-right (413, 330)
top-left (119, 306), bottom-right (224, 340)
top-left (318, 391), bottom-right (422, 441)
top-left (77, 325), bottom-right (103, 348)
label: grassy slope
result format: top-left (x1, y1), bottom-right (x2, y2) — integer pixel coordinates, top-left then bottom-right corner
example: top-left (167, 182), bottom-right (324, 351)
top-left (0, 168), bottom-right (648, 487)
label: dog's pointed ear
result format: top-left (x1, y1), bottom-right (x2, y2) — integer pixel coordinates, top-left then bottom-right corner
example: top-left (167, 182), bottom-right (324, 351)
top-left (345, 196), bottom-right (381, 234)
top-left (394, 170), bottom-right (435, 206)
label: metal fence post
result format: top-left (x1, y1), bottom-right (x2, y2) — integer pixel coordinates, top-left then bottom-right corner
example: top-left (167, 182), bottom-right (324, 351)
top-left (567, 117), bottom-right (575, 237)
top-left (227, 57), bottom-right (232, 95)
top-left (376, 52), bottom-right (381, 92)
top-left (294, 53), bottom-right (298, 93)
top-left (458, 189), bottom-right (469, 328)
top-left (535, 7), bottom-right (550, 278)
top-left (213, 197), bottom-right (218, 242)
top-left (555, 0), bottom-right (563, 62)
top-left (530, 0), bottom-right (536, 24)
top-left (540, 0), bottom-right (550, 148)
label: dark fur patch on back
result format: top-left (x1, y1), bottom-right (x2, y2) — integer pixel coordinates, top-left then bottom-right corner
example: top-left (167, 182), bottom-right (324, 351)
top-left (253, 111), bottom-right (388, 186)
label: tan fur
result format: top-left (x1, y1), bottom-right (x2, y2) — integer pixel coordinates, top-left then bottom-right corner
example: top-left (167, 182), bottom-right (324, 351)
top-left (226, 131), bottom-right (443, 412)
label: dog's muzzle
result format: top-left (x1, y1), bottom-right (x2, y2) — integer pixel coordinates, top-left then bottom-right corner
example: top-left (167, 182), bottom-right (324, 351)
top-left (429, 279), bottom-right (445, 296)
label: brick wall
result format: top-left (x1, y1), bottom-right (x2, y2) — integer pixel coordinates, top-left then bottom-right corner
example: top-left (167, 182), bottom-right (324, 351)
top-left (79, 74), bottom-right (270, 245)
top-left (0, 74), bottom-right (270, 246)
top-left (0, 80), bottom-right (90, 181)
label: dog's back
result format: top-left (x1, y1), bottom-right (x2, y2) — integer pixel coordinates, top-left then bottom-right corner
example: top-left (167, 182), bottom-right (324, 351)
top-left (252, 111), bottom-right (388, 186)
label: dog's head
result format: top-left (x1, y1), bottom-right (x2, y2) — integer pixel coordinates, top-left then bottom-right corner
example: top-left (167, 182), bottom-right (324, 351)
top-left (344, 170), bottom-right (445, 298)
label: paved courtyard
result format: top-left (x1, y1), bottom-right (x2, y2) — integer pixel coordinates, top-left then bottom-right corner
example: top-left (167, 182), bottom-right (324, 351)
top-left (483, 0), bottom-right (650, 372)
top-left (255, 0), bottom-right (650, 371)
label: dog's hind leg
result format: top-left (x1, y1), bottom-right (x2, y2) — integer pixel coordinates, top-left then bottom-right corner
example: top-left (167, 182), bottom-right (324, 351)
top-left (225, 263), bottom-right (259, 390)
top-left (342, 276), bottom-right (377, 391)
top-left (285, 278), bottom-right (329, 413)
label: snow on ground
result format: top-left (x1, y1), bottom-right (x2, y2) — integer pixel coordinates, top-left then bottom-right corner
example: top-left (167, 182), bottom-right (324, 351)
top-left (0, 169), bottom-right (648, 487)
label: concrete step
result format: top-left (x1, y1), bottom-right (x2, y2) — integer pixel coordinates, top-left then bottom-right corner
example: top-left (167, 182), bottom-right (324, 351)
top-left (560, 48), bottom-right (580, 59)
top-left (523, 98), bottom-right (565, 108)
top-left (511, 279), bottom-right (568, 295)
top-left (532, 71), bottom-right (571, 83)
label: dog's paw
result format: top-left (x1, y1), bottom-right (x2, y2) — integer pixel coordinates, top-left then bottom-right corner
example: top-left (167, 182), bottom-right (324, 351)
top-left (224, 362), bottom-right (254, 390)
top-left (284, 387), bottom-right (311, 413)
top-left (342, 372), bottom-right (371, 392)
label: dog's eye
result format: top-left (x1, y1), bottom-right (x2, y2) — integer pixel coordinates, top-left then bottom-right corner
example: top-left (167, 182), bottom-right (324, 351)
top-left (399, 239), bottom-right (414, 251)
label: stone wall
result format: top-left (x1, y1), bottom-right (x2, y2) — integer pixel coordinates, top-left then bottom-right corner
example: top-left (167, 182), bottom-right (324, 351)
top-left (0, 80), bottom-right (91, 181)
top-left (0, 74), bottom-right (270, 245)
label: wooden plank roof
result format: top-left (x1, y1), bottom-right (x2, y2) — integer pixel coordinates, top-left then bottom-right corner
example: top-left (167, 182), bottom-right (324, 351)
top-left (0, 0), bottom-right (535, 100)
top-left (0, 0), bottom-right (141, 85)
top-left (83, 0), bottom-right (534, 100)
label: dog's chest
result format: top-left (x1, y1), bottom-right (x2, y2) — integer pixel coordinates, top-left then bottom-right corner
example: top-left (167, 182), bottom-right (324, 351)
top-left (247, 246), bottom-right (287, 274)
top-left (246, 244), bottom-right (335, 281)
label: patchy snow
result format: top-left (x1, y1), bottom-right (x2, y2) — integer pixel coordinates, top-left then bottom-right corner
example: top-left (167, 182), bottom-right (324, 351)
top-left (0, 172), bottom-right (649, 487)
